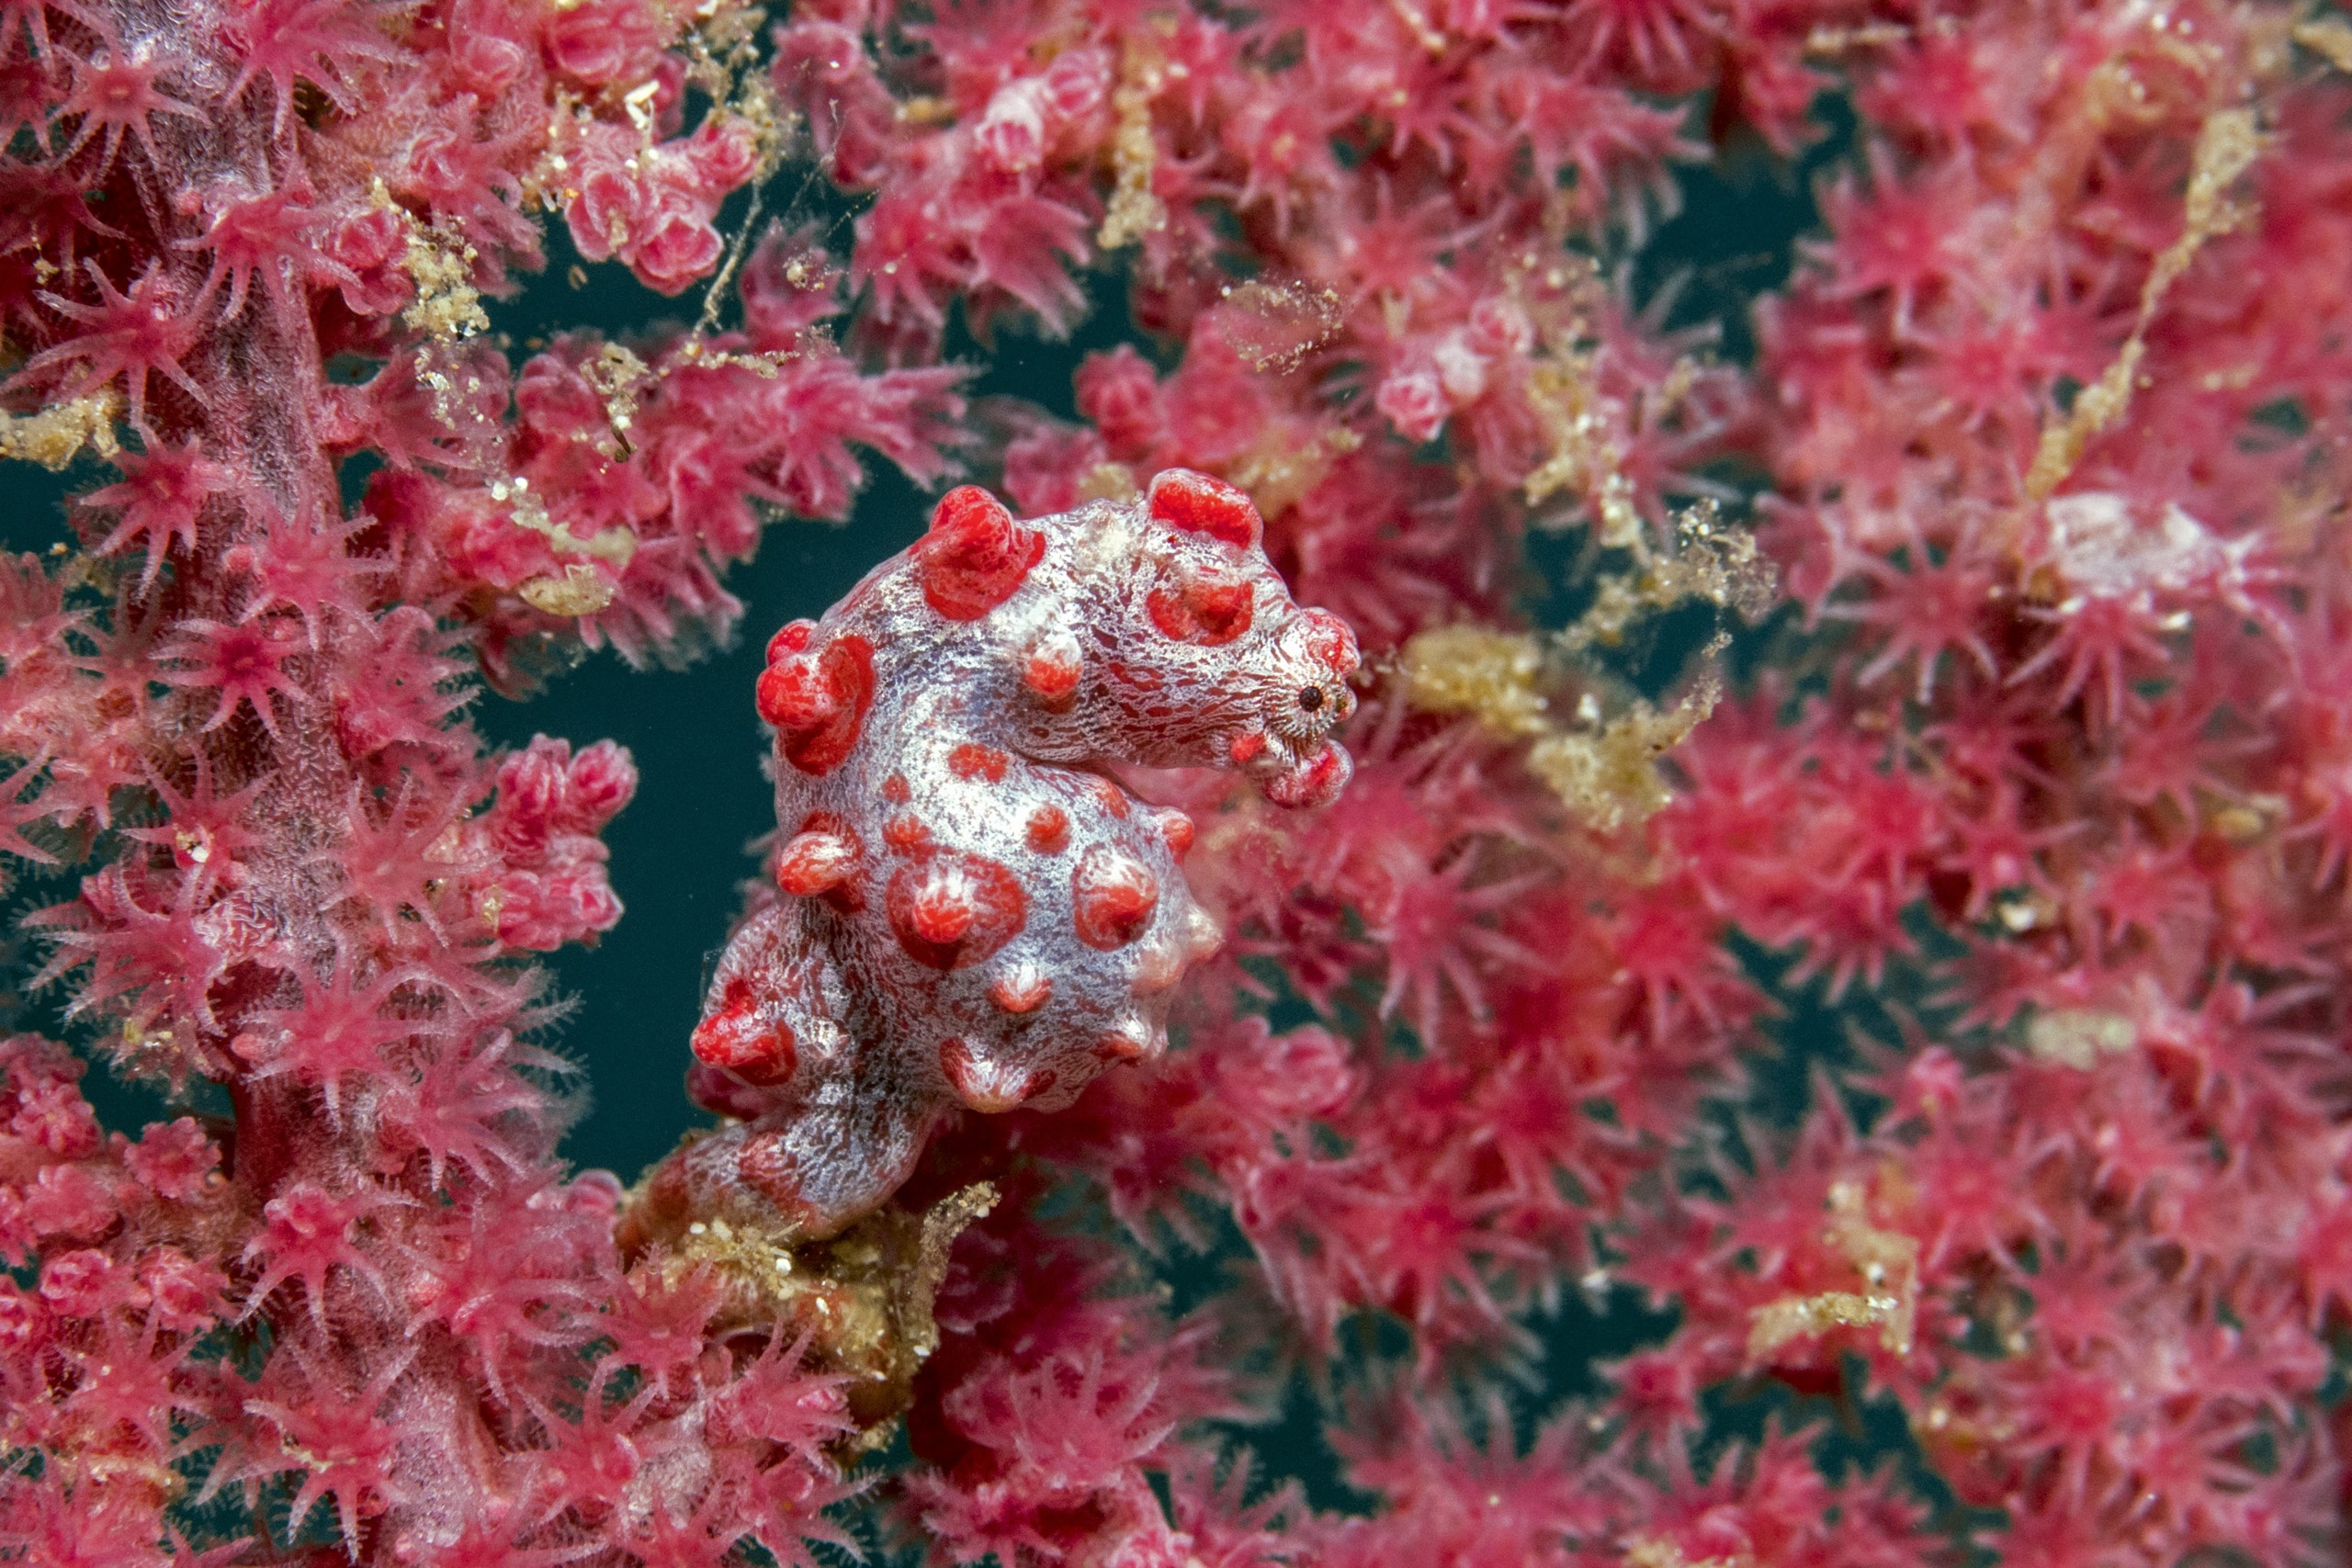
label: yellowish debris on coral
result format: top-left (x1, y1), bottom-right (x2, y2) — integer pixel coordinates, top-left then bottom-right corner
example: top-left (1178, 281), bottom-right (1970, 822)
top-left (2026, 107), bottom-right (2262, 499)
top-left (2294, 14), bottom-right (2352, 73)
top-left (2204, 790), bottom-right (2287, 843)
top-left (1401, 497), bottom-right (1770, 833)
top-left (518, 563), bottom-right (619, 616)
top-left (1803, 19), bottom-right (1914, 54)
top-left (582, 342), bottom-right (656, 455)
top-left (0, 392), bottom-right (119, 470)
top-left (498, 471), bottom-right (638, 619)
top-left (1747, 1179), bottom-right (1920, 1361)
top-left (373, 175), bottom-right (491, 342)
top-left (1402, 626), bottom-right (1551, 737)
top-left (1523, 345), bottom-right (1642, 540)
top-left (1074, 461), bottom-right (1141, 503)
top-left (1098, 39), bottom-right (1170, 249)
top-left (1625, 1538), bottom-right (1750, 1568)
top-left (1215, 278), bottom-right (1345, 374)
top-left (2024, 1007), bottom-right (2136, 1068)
top-left (645, 1180), bottom-right (999, 1448)
top-left (1560, 502), bottom-right (1777, 653)
top-left (1517, 260), bottom-right (1702, 558)
top-left (1526, 671), bottom-right (1722, 834)
top-left (1747, 1289), bottom-right (1905, 1357)
top-left (894, 95), bottom-right (955, 126)
top-left (1226, 423), bottom-right (1358, 519)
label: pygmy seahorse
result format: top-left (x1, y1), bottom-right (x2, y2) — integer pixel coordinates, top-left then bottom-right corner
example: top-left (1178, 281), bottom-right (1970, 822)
top-left (628, 468), bottom-right (1358, 1247)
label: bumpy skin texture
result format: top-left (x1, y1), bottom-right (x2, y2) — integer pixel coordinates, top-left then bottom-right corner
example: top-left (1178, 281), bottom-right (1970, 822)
top-left (636, 469), bottom-right (1359, 1243)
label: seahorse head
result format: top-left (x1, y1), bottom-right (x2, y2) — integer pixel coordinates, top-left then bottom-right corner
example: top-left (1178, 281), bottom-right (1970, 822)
top-left (996, 468), bottom-right (1359, 806)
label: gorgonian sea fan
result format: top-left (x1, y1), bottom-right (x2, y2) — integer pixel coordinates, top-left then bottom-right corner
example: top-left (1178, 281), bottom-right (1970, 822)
top-left (4, 0), bottom-right (2352, 1563)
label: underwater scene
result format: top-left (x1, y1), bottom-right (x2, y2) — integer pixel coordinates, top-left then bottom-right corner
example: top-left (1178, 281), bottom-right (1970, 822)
top-left (0, 0), bottom-right (2347, 1563)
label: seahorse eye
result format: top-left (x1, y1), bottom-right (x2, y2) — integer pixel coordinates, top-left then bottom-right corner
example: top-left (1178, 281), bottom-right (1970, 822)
top-left (1297, 685), bottom-right (1324, 712)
